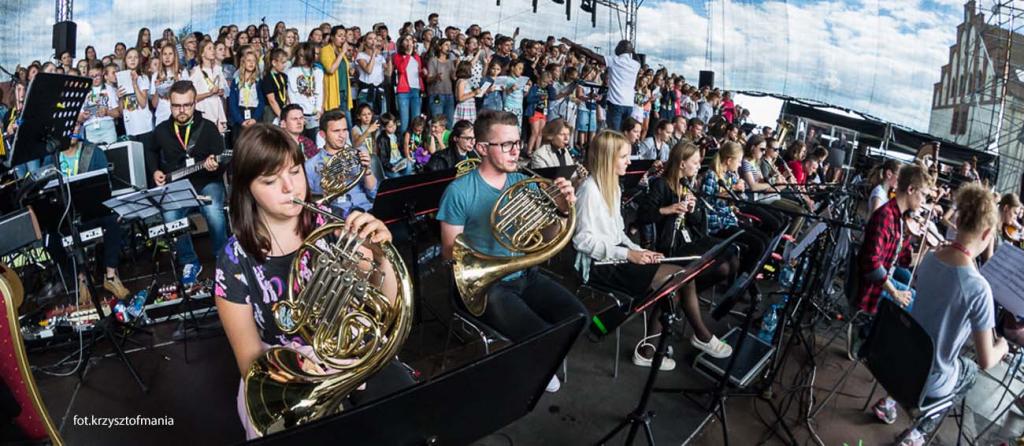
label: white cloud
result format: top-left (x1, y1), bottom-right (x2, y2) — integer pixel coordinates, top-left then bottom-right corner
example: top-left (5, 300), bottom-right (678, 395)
top-left (0, 0), bottom-right (966, 131)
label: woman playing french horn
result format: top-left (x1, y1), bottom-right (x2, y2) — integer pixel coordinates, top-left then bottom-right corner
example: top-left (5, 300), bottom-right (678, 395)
top-left (215, 123), bottom-right (414, 439)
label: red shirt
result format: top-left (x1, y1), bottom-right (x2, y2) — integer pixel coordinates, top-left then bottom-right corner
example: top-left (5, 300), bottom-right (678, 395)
top-left (788, 160), bottom-right (805, 184)
top-left (856, 199), bottom-right (913, 314)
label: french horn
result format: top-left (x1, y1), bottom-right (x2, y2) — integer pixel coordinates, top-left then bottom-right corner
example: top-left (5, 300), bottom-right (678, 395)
top-left (243, 199), bottom-right (414, 436)
top-left (317, 145), bottom-right (367, 204)
top-left (452, 165), bottom-right (585, 317)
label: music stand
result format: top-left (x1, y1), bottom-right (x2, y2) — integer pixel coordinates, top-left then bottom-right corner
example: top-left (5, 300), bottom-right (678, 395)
top-left (103, 180), bottom-right (208, 362)
top-left (252, 314), bottom-right (587, 445)
top-left (597, 232), bottom-right (742, 445)
top-left (656, 228), bottom-right (799, 446)
top-left (7, 73), bottom-right (90, 167)
top-left (9, 74), bottom-right (152, 391)
top-left (372, 169), bottom-right (457, 321)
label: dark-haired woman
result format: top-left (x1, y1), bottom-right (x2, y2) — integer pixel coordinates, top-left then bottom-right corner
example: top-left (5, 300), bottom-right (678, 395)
top-left (215, 124), bottom-right (413, 439)
top-left (637, 142), bottom-right (739, 291)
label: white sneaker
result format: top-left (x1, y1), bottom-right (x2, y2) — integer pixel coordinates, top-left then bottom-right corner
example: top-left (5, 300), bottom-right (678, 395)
top-left (545, 375), bottom-right (561, 393)
top-left (692, 335), bottom-right (733, 359)
top-left (632, 350), bottom-right (676, 371)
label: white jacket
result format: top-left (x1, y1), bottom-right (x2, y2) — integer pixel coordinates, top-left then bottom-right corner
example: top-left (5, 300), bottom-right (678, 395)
top-left (572, 177), bottom-right (640, 282)
top-left (529, 144), bottom-right (576, 169)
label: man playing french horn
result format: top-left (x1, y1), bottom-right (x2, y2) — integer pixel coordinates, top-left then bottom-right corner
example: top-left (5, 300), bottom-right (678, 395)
top-left (438, 110), bottom-right (588, 394)
top-left (304, 109), bottom-right (378, 216)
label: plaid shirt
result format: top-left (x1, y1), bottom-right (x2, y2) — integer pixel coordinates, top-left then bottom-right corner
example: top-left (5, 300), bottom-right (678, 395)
top-left (857, 199), bottom-right (912, 314)
top-left (701, 170), bottom-right (740, 235)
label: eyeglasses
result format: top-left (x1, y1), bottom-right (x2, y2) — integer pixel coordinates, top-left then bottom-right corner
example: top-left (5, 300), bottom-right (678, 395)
top-left (480, 139), bottom-right (521, 153)
top-left (170, 102), bottom-right (195, 110)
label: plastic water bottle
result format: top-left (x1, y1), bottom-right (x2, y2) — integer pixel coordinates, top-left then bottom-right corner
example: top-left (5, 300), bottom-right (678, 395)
top-left (779, 264), bottom-right (794, 287)
top-left (759, 304), bottom-right (779, 343)
top-left (127, 289), bottom-right (148, 319)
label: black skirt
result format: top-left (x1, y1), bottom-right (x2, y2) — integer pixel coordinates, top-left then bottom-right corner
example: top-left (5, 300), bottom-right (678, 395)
top-left (589, 262), bottom-right (660, 297)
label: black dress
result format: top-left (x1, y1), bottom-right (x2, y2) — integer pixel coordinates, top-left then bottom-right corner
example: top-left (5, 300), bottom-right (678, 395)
top-left (637, 176), bottom-right (721, 257)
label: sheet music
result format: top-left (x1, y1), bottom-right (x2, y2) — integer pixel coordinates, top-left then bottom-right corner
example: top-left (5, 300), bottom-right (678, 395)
top-left (784, 221), bottom-right (827, 262)
top-left (980, 244), bottom-right (1024, 317)
top-left (476, 80), bottom-right (492, 98)
top-left (103, 180), bottom-right (200, 220)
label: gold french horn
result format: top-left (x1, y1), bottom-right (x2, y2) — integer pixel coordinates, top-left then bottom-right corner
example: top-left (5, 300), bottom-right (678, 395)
top-left (452, 165), bottom-right (585, 316)
top-left (455, 157), bottom-right (481, 177)
top-left (243, 200), bottom-right (414, 436)
top-left (317, 145), bottom-right (367, 204)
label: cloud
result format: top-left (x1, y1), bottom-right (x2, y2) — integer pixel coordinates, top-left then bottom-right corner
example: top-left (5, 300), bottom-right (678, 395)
top-left (0, 0), bottom-right (966, 131)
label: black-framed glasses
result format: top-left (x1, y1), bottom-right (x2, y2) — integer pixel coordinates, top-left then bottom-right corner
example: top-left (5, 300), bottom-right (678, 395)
top-left (480, 139), bottom-right (521, 153)
top-left (170, 102), bottom-right (195, 110)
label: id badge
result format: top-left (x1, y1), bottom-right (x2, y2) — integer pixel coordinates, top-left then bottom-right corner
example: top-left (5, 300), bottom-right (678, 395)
top-left (244, 109), bottom-right (252, 120)
top-left (185, 157), bottom-right (196, 168)
top-left (680, 229), bottom-right (692, 244)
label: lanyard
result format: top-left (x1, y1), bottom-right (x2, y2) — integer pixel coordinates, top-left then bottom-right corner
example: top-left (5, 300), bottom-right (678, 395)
top-left (174, 121), bottom-right (192, 151)
top-left (60, 150), bottom-right (80, 177)
top-left (200, 67), bottom-right (217, 90)
top-left (272, 72), bottom-right (288, 104)
top-left (949, 241), bottom-right (971, 259)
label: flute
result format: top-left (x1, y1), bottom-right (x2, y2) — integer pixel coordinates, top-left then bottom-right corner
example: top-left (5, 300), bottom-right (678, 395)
top-left (594, 255), bottom-right (700, 266)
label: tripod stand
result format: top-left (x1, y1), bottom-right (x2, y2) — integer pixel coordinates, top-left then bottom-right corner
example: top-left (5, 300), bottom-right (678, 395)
top-left (597, 298), bottom-right (676, 445)
top-left (106, 180), bottom-right (212, 362)
top-left (597, 234), bottom-right (742, 445)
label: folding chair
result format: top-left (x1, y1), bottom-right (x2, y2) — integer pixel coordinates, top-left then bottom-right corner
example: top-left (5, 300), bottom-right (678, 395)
top-left (862, 299), bottom-right (965, 445)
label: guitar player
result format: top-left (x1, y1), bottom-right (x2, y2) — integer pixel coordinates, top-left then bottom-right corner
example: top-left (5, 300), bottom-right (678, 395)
top-left (151, 80), bottom-right (228, 287)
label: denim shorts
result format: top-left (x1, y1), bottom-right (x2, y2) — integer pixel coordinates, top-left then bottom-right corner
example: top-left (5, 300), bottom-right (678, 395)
top-left (576, 109), bottom-right (596, 132)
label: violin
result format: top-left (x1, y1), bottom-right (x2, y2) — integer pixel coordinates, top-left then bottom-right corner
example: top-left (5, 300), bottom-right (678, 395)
top-left (905, 212), bottom-right (944, 250)
top-left (1005, 224), bottom-right (1021, 240)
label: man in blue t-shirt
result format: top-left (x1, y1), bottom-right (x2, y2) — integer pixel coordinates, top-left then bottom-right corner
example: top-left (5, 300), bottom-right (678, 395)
top-left (437, 110), bottom-right (586, 393)
top-left (305, 109), bottom-right (377, 217)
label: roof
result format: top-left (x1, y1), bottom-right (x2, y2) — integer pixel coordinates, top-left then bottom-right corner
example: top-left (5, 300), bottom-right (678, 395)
top-left (979, 22), bottom-right (1024, 99)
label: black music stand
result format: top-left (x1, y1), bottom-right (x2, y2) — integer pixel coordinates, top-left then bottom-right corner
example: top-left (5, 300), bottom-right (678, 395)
top-left (252, 314), bottom-right (587, 445)
top-left (104, 180), bottom-right (209, 362)
top-left (10, 74), bottom-right (150, 391)
top-left (655, 228), bottom-right (797, 446)
top-left (372, 169), bottom-right (457, 319)
top-left (597, 232), bottom-right (742, 446)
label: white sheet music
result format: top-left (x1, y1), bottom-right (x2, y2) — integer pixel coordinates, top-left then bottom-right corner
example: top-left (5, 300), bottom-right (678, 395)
top-left (980, 244), bottom-right (1024, 316)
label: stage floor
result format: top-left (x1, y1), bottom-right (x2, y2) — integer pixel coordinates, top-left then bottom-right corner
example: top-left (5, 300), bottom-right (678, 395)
top-left (24, 235), bottom-right (1024, 445)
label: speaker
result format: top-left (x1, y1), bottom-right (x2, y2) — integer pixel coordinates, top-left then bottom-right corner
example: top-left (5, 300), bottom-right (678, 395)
top-left (102, 141), bottom-right (146, 196)
top-left (0, 209), bottom-right (41, 257)
top-left (52, 21), bottom-right (77, 58)
top-left (699, 70), bottom-right (715, 89)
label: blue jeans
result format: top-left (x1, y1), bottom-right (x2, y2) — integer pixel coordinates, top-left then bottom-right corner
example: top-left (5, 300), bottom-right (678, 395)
top-left (428, 93), bottom-right (455, 129)
top-left (163, 181), bottom-right (228, 266)
top-left (606, 103), bottom-right (633, 132)
top-left (880, 267), bottom-right (916, 312)
top-left (397, 89), bottom-right (422, 135)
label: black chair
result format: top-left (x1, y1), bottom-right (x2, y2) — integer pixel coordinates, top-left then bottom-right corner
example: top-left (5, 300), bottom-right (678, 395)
top-left (862, 298), bottom-right (965, 445)
top-left (438, 271), bottom-right (508, 374)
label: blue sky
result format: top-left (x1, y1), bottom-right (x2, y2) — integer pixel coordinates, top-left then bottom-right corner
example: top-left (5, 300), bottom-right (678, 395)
top-left (0, 0), bottom-right (977, 130)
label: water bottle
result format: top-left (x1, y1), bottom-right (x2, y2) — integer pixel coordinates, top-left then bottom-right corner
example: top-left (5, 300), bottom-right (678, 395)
top-left (779, 264), bottom-right (794, 287)
top-left (759, 304), bottom-right (778, 343)
top-left (127, 290), bottom-right (148, 319)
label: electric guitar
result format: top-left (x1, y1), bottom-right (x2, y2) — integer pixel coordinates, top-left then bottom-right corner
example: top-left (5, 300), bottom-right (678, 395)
top-left (168, 150), bottom-right (233, 183)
